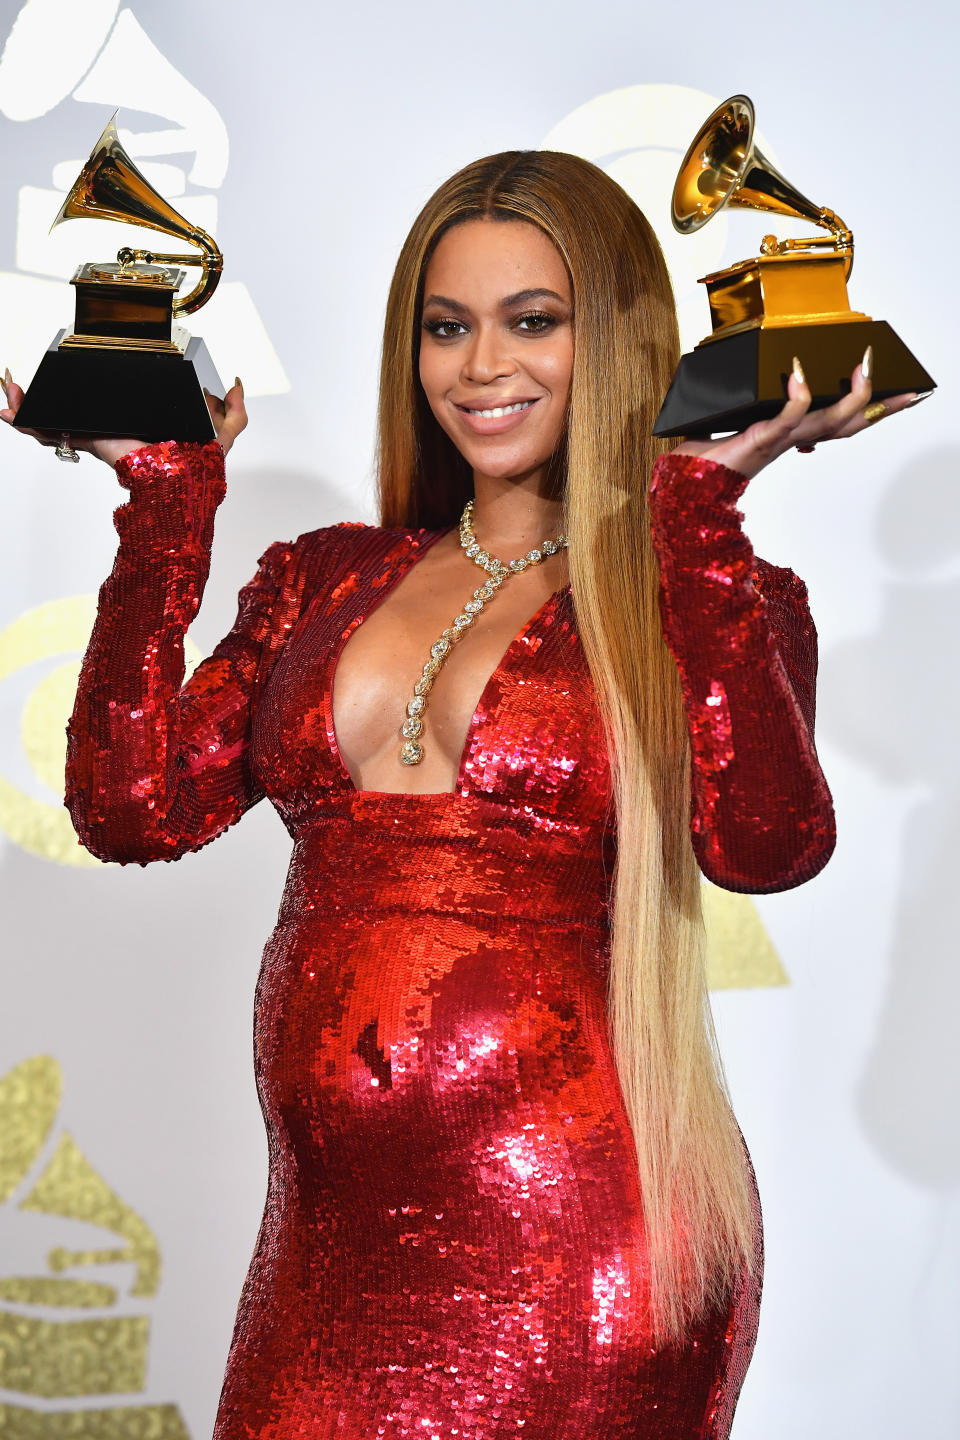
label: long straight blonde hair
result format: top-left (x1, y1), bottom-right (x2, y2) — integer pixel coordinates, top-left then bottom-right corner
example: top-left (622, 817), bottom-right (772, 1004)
top-left (376, 150), bottom-right (755, 1343)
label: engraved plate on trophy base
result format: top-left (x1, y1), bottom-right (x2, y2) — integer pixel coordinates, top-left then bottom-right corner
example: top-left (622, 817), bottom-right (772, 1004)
top-left (652, 320), bottom-right (935, 438)
top-left (13, 332), bottom-right (223, 443)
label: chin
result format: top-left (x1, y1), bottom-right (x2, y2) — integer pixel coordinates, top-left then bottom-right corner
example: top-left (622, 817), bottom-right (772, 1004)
top-left (458, 444), bottom-right (552, 480)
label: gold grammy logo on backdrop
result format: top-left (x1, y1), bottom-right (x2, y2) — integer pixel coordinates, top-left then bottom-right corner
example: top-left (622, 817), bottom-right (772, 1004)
top-left (0, 1055), bottom-right (191, 1438)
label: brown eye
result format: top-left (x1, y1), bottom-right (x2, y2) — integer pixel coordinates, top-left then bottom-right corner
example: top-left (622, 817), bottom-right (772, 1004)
top-left (424, 318), bottom-right (467, 339)
top-left (515, 311), bottom-right (554, 333)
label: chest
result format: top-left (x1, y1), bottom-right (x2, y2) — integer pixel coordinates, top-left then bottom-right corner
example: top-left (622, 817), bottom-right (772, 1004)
top-left (250, 528), bottom-right (611, 819)
top-left (331, 545), bottom-right (567, 792)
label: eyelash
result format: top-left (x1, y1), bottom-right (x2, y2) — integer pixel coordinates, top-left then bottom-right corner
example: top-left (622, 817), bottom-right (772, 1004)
top-left (423, 310), bottom-right (557, 339)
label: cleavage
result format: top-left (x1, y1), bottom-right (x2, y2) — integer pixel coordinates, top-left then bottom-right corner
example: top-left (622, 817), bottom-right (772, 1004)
top-left (330, 536), bottom-right (566, 795)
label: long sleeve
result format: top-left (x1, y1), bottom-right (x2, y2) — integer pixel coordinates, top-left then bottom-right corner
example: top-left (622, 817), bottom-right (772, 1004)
top-left (648, 451), bottom-right (836, 893)
top-left (65, 440), bottom-right (308, 864)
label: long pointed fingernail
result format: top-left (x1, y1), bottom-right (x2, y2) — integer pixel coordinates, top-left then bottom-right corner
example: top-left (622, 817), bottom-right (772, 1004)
top-left (1, 367), bottom-right (10, 397)
top-left (862, 345), bottom-right (873, 382)
top-left (907, 390), bottom-right (933, 407)
top-left (234, 376), bottom-right (243, 395)
top-left (792, 356), bottom-right (805, 385)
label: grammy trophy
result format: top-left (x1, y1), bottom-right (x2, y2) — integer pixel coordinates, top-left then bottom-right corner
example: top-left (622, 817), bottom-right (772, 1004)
top-left (13, 113), bottom-right (225, 445)
top-left (653, 95), bottom-right (935, 438)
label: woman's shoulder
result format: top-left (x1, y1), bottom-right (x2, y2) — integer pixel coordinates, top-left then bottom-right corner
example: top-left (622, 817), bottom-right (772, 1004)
top-left (263, 520), bottom-right (446, 586)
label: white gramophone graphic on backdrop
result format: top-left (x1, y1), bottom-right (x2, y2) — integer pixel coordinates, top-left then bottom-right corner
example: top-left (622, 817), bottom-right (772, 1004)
top-left (0, 0), bottom-right (288, 395)
top-left (540, 82), bottom-right (795, 354)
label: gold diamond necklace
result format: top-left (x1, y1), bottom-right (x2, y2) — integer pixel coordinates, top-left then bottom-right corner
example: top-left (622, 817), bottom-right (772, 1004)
top-left (398, 500), bottom-right (568, 766)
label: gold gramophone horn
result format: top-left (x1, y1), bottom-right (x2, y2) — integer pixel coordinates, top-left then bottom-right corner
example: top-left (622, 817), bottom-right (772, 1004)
top-left (50, 112), bottom-right (222, 315)
top-left (671, 94), bottom-right (853, 267)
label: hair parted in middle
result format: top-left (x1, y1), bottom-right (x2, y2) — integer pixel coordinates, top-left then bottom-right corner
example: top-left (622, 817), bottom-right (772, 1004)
top-left (376, 148), bottom-right (757, 1344)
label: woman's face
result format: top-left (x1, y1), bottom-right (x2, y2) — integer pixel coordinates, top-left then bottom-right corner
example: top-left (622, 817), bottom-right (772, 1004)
top-left (418, 217), bottom-right (574, 490)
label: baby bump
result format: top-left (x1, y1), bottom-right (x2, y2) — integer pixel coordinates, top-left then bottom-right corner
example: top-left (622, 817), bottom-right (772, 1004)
top-left (251, 908), bottom-right (640, 1234)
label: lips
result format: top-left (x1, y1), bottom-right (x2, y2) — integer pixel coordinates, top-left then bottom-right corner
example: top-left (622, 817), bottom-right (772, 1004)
top-left (453, 397), bottom-right (540, 436)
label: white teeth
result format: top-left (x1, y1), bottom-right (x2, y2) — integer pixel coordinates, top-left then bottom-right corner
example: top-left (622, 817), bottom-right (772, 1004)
top-left (467, 400), bottom-right (532, 418)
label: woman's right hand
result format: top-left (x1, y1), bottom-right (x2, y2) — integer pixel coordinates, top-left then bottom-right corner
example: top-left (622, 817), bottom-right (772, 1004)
top-left (0, 369), bottom-right (248, 465)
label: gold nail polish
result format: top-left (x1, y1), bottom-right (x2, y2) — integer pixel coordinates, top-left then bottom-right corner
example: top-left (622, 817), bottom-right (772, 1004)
top-left (792, 356), bottom-right (805, 385)
top-left (862, 345), bottom-right (873, 382)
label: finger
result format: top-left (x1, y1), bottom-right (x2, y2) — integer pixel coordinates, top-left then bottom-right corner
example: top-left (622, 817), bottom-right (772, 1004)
top-left (757, 358), bottom-right (813, 444)
top-left (832, 389), bottom-right (918, 440)
top-left (8, 426), bottom-right (58, 446)
top-left (2, 414), bottom-right (97, 451)
top-left (0, 396), bottom-right (54, 442)
top-left (706, 358), bottom-right (813, 476)
top-left (215, 378), bottom-right (248, 455)
top-left (203, 386), bottom-right (227, 421)
top-left (1, 370), bottom-right (25, 421)
top-left (794, 347), bottom-right (874, 445)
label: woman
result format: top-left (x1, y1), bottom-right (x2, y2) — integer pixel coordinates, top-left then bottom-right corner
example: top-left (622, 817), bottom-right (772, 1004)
top-left (1, 150), bottom-right (918, 1438)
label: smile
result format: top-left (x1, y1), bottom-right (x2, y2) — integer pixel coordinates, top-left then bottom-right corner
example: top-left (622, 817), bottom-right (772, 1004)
top-left (454, 398), bottom-right (539, 435)
top-left (462, 400), bottom-right (532, 418)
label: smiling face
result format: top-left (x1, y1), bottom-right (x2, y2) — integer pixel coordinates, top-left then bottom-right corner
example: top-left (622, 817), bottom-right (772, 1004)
top-left (418, 217), bottom-right (574, 494)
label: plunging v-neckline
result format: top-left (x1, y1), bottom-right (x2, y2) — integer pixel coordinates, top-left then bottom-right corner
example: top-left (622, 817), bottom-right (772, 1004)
top-left (323, 529), bottom-right (570, 800)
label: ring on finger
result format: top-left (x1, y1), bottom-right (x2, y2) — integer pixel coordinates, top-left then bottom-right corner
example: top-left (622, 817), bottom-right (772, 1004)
top-left (863, 400), bottom-right (887, 426)
top-left (54, 432), bottom-right (80, 463)
top-left (796, 443), bottom-right (816, 454)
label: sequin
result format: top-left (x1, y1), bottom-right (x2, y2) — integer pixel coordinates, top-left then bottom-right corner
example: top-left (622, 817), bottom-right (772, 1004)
top-left (63, 441), bottom-right (837, 1438)
top-left (649, 451), bottom-right (836, 893)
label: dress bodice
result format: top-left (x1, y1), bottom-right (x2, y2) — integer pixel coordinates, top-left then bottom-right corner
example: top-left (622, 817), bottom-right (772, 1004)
top-left (251, 527), bottom-right (613, 932)
top-left (253, 533), bottom-right (608, 829)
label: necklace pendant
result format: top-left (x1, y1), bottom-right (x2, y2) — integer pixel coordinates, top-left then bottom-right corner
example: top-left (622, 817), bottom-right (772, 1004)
top-left (396, 500), bottom-right (568, 770)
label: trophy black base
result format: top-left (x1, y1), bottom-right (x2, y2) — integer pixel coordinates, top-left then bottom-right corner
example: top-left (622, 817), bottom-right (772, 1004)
top-left (653, 320), bottom-right (936, 438)
top-left (13, 331), bottom-right (224, 443)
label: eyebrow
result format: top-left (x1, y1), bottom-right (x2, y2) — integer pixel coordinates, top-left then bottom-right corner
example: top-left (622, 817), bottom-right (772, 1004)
top-left (422, 287), bottom-right (569, 313)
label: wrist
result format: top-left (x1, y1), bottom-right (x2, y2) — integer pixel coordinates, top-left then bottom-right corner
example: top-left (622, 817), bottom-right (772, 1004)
top-left (115, 440), bottom-right (226, 537)
top-left (94, 438), bottom-right (148, 466)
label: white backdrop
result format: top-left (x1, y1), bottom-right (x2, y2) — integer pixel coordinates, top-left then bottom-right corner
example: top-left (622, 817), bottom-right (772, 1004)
top-left (1, 2), bottom-right (957, 1437)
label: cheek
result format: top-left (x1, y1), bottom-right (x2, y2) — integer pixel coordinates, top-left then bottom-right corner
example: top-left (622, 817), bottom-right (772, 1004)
top-left (536, 344), bottom-right (573, 454)
top-left (540, 337), bottom-right (574, 401)
top-left (418, 344), bottom-right (451, 410)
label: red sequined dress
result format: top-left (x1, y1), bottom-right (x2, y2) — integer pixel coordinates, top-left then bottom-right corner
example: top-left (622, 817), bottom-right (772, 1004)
top-left (65, 442), bottom-right (835, 1440)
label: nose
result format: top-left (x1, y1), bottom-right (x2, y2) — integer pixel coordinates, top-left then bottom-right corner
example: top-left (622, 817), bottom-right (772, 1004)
top-left (462, 322), bottom-right (516, 385)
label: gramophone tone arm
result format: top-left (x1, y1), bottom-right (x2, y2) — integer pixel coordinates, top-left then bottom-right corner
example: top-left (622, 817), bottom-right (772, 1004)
top-left (818, 208), bottom-right (853, 248)
top-left (759, 210), bottom-right (854, 278)
top-left (117, 246), bottom-right (201, 267)
top-left (116, 225), bottom-right (223, 315)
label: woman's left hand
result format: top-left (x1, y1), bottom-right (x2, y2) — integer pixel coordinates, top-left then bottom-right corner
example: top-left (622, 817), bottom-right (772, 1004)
top-left (673, 347), bottom-right (924, 480)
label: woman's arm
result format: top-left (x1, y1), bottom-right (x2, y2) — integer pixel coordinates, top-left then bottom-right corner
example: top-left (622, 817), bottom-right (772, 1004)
top-left (65, 440), bottom-right (309, 864)
top-left (649, 451), bottom-right (835, 893)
